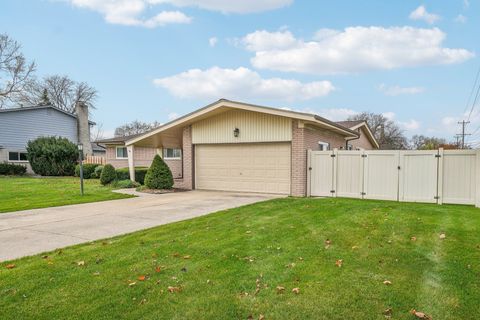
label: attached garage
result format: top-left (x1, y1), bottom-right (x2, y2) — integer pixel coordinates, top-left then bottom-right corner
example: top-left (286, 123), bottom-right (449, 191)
top-left (195, 143), bottom-right (291, 194)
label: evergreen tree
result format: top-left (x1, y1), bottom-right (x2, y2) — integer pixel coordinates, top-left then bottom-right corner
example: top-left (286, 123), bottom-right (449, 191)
top-left (144, 155), bottom-right (174, 189)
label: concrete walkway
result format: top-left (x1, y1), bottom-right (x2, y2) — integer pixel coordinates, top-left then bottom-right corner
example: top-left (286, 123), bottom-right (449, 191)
top-left (0, 190), bottom-right (281, 261)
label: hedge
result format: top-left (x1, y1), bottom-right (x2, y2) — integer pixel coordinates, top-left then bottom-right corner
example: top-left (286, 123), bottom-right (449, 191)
top-left (93, 165), bottom-right (104, 179)
top-left (144, 155), bottom-right (173, 189)
top-left (116, 167), bottom-right (148, 185)
top-left (26, 137), bottom-right (78, 176)
top-left (0, 162), bottom-right (27, 175)
top-left (100, 164), bottom-right (116, 185)
top-left (74, 163), bottom-right (100, 179)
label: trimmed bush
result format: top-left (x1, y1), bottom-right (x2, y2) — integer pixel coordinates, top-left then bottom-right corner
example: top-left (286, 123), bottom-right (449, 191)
top-left (115, 167), bottom-right (148, 185)
top-left (100, 164), bottom-right (116, 185)
top-left (144, 155), bottom-right (173, 189)
top-left (0, 162), bottom-right (27, 175)
top-left (93, 165), bottom-right (104, 179)
top-left (112, 179), bottom-right (140, 189)
top-left (74, 163), bottom-right (99, 179)
top-left (26, 137), bottom-right (78, 176)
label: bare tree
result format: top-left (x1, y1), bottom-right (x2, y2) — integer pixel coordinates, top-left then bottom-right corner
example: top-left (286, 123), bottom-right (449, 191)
top-left (348, 112), bottom-right (409, 149)
top-left (91, 123), bottom-right (105, 142)
top-left (15, 75), bottom-right (97, 112)
top-left (410, 135), bottom-right (447, 150)
top-left (0, 34), bottom-right (36, 107)
top-left (115, 120), bottom-right (161, 137)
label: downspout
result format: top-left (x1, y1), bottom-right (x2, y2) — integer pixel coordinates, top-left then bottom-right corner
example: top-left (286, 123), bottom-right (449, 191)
top-left (345, 129), bottom-right (360, 149)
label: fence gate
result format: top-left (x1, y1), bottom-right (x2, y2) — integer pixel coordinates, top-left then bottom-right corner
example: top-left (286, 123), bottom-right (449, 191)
top-left (309, 151), bottom-right (335, 197)
top-left (363, 151), bottom-right (400, 201)
top-left (399, 151), bottom-right (439, 203)
top-left (336, 150), bottom-right (364, 198)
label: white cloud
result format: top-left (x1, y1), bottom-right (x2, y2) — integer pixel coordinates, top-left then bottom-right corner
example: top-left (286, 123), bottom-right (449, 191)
top-left (209, 37), bottom-right (218, 47)
top-left (168, 112), bottom-right (179, 120)
top-left (153, 66), bottom-right (335, 101)
top-left (243, 27), bottom-right (473, 75)
top-left (148, 0), bottom-right (293, 13)
top-left (68, 0), bottom-right (191, 27)
top-left (317, 108), bottom-right (358, 121)
top-left (378, 84), bottom-right (425, 96)
top-left (455, 14), bottom-right (467, 23)
top-left (399, 119), bottom-right (420, 131)
top-left (382, 112), bottom-right (396, 120)
top-left (409, 5), bottom-right (440, 24)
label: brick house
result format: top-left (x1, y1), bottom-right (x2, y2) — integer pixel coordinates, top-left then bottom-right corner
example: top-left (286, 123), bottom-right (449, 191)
top-left (103, 99), bottom-right (378, 196)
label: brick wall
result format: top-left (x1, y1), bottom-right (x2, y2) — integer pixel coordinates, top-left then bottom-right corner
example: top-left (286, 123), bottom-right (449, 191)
top-left (304, 126), bottom-right (346, 150)
top-left (173, 126), bottom-right (193, 190)
top-left (349, 127), bottom-right (375, 150)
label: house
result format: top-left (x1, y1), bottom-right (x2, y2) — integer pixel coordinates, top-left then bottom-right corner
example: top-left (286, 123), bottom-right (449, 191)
top-left (104, 99), bottom-right (378, 196)
top-left (0, 103), bottom-right (96, 172)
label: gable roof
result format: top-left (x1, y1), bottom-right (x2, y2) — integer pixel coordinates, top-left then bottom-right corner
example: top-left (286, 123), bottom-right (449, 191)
top-left (335, 120), bottom-right (365, 128)
top-left (336, 120), bottom-right (379, 149)
top-left (0, 104), bottom-right (95, 125)
top-left (126, 99), bottom-right (359, 145)
top-left (96, 133), bottom-right (143, 145)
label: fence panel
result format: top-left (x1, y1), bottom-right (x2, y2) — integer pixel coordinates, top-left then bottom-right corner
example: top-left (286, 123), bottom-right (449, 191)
top-left (336, 150), bottom-right (364, 198)
top-left (310, 151), bottom-right (335, 197)
top-left (83, 155), bottom-right (106, 165)
top-left (399, 151), bottom-right (438, 203)
top-left (442, 150), bottom-right (476, 205)
top-left (363, 151), bottom-right (400, 201)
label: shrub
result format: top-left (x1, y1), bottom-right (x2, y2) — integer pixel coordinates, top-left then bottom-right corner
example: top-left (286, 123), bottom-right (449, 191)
top-left (26, 137), bottom-right (78, 176)
top-left (112, 179), bottom-right (140, 189)
top-left (74, 163), bottom-right (99, 179)
top-left (115, 167), bottom-right (148, 185)
top-left (0, 162), bottom-right (27, 175)
top-left (100, 164), bottom-right (116, 185)
top-left (93, 165), bottom-right (104, 179)
top-left (144, 155), bottom-right (173, 189)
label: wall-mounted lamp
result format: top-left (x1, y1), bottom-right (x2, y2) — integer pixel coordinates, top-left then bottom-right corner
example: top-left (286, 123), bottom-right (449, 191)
top-left (233, 128), bottom-right (240, 138)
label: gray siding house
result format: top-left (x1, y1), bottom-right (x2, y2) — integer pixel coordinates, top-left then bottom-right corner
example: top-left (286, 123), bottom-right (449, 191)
top-left (0, 103), bottom-right (100, 172)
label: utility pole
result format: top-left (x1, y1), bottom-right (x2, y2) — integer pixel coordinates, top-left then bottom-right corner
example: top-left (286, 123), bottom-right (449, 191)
top-left (457, 120), bottom-right (471, 149)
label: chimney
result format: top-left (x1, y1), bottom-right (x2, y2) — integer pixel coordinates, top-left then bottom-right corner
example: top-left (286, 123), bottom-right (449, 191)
top-left (75, 101), bottom-right (93, 156)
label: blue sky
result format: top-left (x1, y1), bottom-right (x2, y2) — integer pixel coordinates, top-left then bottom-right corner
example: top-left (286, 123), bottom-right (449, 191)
top-left (1, 0), bottom-right (479, 142)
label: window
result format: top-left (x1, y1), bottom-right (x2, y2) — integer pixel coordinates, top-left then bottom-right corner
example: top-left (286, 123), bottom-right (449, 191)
top-left (116, 146), bottom-right (128, 159)
top-left (8, 151), bottom-right (28, 162)
top-left (163, 148), bottom-right (182, 159)
top-left (318, 141), bottom-right (330, 151)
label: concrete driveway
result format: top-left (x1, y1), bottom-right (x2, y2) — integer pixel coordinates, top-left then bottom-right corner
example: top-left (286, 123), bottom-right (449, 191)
top-left (0, 190), bottom-right (281, 261)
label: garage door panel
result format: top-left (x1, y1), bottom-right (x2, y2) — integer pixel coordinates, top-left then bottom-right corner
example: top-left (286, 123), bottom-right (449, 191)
top-left (195, 143), bottom-right (291, 194)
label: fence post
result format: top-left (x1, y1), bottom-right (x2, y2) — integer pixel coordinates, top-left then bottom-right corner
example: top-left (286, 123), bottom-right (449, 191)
top-left (332, 148), bottom-right (338, 197)
top-left (306, 149), bottom-right (312, 197)
top-left (476, 149), bottom-right (480, 208)
top-left (437, 148), bottom-right (444, 205)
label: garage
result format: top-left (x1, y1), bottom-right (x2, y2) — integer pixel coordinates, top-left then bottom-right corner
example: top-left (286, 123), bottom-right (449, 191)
top-left (195, 143), bottom-right (291, 194)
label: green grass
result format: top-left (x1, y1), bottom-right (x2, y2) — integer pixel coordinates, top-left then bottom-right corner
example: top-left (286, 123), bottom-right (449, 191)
top-left (0, 176), bottom-right (133, 213)
top-left (1, 198), bottom-right (479, 319)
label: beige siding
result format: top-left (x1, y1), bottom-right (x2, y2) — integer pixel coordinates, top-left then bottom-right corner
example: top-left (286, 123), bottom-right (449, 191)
top-left (192, 109), bottom-right (292, 144)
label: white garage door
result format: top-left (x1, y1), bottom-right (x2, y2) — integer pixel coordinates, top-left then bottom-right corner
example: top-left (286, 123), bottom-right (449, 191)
top-left (195, 143), bottom-right (291, 194)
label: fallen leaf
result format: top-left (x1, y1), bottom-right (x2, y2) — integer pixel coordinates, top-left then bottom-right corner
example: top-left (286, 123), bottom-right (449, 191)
top-left (155, 266), bottom-right (162, 273)
top-left (247, 315), bottom-right (254, 320)
top-left (298, 257), bottom-right (304, 261)
top-left (259, 315), bottom-right (265, 320)
top-left (292, 287), bottom-right (300, 294)
top-left (383, 280), bottom-right (392, 285)
top-left (183, 255), bottom-right (191, 259)
top-left (352, 245), bottom-right (359, 250)
top-left (411, 236), bottom-right (417, 241)
top-left (128, 282), bottom-right (137, 287)
top-left (325, 239), bottom-right (332, 245)
top-left (93, 272), bottom-right (101, 276)
top-left (276, 286), bottom-right (285, 294)
top-left (47, 261), bottom-right (54, 265)
top-left (138, 275), bottom-right (146, 281)
top-left (172, 252), bottom-right (180, 257)
top-left (77, 261), bottom-right (85, 266)
top-left (410, 309), bottom-right (432, 319)
top-left (5, 264), bottom-right (15, 269)
top-left (167, 286), bottom-right (181, 293)
top-left (439, 233), bottom-right (446, 240)
top-left (383, 307), bottom-right (393, 318)
top-left (335, 259), bottom-right (343, 267)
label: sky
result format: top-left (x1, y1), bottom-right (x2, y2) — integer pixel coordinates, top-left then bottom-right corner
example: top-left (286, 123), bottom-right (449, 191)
top-left (1, 0), bottom-right (479, 143)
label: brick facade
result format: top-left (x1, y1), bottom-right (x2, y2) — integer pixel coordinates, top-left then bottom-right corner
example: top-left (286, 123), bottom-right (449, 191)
top-left (173, 125), bottom-right (193, 190)
top-left (349, 127), bottom-right (375, 150)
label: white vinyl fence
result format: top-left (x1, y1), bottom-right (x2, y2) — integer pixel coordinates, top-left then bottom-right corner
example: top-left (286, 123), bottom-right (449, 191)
top-left (307, 148), bottom-right (480, 207)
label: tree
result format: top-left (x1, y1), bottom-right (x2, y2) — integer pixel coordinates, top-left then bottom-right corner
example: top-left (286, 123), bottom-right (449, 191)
top-left (0, 34), bottom-right (36, 108)
top-left (26, 137), bottom-right (78, 176)
top-left (410, 135), bottom-right (447, 150)
top-left (14, 75), bottom-right (97, 113)
top-left (114, 120), bottom-right (161, 137)
top-left (347, 112), bottom-right (408, 149)
top-left (144, 155), bottom-right (174, 190)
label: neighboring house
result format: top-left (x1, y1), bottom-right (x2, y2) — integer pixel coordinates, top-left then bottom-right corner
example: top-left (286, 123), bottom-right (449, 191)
top-left (108, 99), bottom-right (378, 196)
top-left (335, 120), bottom-right (379, 150)
top-left (0, 103), bottom-right (95, 172)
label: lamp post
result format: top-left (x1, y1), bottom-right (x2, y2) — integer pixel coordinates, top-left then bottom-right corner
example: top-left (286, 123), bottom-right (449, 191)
top-left (78, 144), bottom-right (84, 196)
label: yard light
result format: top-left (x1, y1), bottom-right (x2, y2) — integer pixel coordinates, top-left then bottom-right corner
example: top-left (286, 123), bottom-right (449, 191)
top-left (233, 128), bottom-right (240, 138)
top-left (78, 144), bottom-right (84, 196)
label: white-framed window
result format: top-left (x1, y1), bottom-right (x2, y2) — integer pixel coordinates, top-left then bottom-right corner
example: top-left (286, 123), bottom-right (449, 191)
top-left (318, 141), bottom-right (330, 151)
top-left (163, 148), bottom-right (182, 160)
top-left (116, 146), bottom-right (128, 159)
top-left (8, 151), bottom-right (28, 162)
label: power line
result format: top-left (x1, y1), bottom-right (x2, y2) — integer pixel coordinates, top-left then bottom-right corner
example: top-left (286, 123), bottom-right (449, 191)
top-left (457, 120), bottom-right (471, 149)
top-left (464, 64), bottom-right (480, 119)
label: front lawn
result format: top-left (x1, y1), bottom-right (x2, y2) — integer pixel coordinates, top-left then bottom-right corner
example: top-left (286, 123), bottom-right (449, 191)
top-left (0, 176), bottom-right (133, 213)
top-left (1, 198), bottom-right (479, 319)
